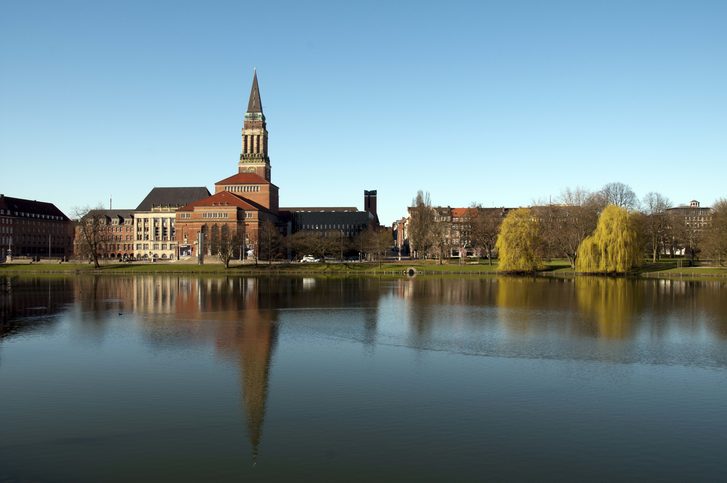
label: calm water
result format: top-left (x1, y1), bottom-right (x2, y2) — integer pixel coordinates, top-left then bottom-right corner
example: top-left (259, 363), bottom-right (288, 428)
top-left (1, 275), bottom-right (726, 481)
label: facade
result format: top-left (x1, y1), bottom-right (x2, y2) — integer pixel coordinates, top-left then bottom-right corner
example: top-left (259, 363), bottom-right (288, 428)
top-left (134, 187), bottom-right (210, 260)
top-left (281, 188), bottom-right (380, 239)
top-left (0, 194), bottom-right (73, 261)
top-left (74, 209), bottom-right (136, 260)
top-left (175, 71), bottom-right (279, 258)
top-left (666, 200), bottom-right (713, 258)
top-left (666, 200), bottom-right (712, 231)
top-left (175, 191), bottom-right (276, 258)
top-left (285, 207), bottom-right (372, 237)
top-left (402, 205), bottom-right (511, 259)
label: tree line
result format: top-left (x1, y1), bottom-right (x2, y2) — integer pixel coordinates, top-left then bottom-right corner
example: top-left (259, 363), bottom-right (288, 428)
top-left (408, 182), bottom-right (727, 272)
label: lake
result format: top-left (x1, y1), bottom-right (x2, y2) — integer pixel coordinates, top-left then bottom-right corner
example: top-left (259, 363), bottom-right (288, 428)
top-left (1, 275), bottom-right (726, 481)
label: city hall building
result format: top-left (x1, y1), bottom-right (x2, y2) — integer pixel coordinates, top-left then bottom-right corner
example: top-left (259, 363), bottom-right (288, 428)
top-left (175, 71), bottom-right (380, 258)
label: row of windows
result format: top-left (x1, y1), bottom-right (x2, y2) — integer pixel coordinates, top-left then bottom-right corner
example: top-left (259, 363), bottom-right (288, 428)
top-left (179, 213), bottom-right (191, 219)
top-left (227, 185), bottom-right (260, 193)
top-left (106, 244), bottom-right (134, 251)
top-left (300, 224), bottom-right (366, 230)
top-left (202, 212), bottom-right (230, 219)
top-left (134, 243), bottom-right (176, 250)
top-left (0, 209), bottom-right (64, 220)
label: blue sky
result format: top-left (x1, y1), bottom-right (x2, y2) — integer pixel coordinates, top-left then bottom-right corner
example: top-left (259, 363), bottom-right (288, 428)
top-left (1, 0), bottom-right (726, 225)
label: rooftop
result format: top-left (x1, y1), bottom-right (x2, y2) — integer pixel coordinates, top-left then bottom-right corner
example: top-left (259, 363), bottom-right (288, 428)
top-left (136, 187), bottom-right (211, 211)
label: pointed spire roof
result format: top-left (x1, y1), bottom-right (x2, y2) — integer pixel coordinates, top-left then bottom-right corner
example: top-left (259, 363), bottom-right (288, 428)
top-left (247, 69), bottom-right (263, 114)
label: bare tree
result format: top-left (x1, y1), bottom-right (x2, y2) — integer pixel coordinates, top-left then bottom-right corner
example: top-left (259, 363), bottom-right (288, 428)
top-left (74, 205), bottom-right (109, 269)
top-left (601, 182), bottom-right (638, 210)
top-left (357, 227), bottom-right (392, 264)
top-left (288, 230), bottom-right (338, 262)
top-left (430, 210), bottom-right (452, 264)
top-left (258, 220), bottom-right (282, 265)
top-left (534, 189), bottom-right (601, 267)
top-left (664, 210), bottom-right (688, 258)
top-left (463, 204), bottom-right (503, 265)
top-left (216, 224), bottom-right (242, 268)
top-left (408, 191), bottom-right (435, 259)
top-left (703, 199), bottom-right (727, 266)
top-left (640, 192), bottom-right (672, 262)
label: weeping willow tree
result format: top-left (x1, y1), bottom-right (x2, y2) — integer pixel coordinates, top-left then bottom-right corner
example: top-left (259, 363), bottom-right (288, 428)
top-left (495, 208), bottom-right (543, 273)
top-left (576, 204), bottom-right (640, 274)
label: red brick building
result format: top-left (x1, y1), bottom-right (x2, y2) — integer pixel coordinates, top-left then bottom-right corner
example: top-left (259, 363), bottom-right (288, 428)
top-left (175, 71), bottom-right (280, 258)
top-left (0, 194), bottom-right (73, 261)
top-left (84, 209), bottom-right (136, 260)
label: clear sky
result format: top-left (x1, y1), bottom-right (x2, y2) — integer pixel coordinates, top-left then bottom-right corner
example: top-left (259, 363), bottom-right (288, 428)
top-left (2, 0), bottom-right (726, 225)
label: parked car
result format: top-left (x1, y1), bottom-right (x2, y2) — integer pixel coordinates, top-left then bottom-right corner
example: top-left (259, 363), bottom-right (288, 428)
top-left (300, 255), bottom-right (320, 263)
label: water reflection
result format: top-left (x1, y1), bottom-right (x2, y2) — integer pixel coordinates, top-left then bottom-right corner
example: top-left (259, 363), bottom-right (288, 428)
top-left (3, 274), bottom-right (727, 466)
top-left (0, 277), bottom-right (73, 338)
top-left (575, 277), bottom-right (641, 339)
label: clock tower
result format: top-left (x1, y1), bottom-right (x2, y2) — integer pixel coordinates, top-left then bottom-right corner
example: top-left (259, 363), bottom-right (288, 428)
top-left (239, 70), bottom-right (271, 181)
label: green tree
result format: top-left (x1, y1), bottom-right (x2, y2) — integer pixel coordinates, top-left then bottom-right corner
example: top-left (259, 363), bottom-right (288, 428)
top-left (495, 208), bottom-right (543, 273)
top-left (576, 204), bottom-right (640, 274)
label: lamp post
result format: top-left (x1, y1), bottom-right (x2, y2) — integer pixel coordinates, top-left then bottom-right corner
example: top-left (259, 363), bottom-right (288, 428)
top-left (197, 231), bottom-right (205, 265)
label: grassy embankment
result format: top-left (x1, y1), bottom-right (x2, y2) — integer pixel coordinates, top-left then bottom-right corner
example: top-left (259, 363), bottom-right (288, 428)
top-left (1, 259), bottom-right (725, 279)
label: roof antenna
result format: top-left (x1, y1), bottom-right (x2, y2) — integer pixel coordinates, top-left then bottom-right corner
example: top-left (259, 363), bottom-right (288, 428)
top-left (110, 195), bottom-right (113, 210)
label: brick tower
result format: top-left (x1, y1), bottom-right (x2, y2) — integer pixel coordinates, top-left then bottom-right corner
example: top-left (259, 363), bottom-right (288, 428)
top-left (238, 69), bottom-right (271, 181)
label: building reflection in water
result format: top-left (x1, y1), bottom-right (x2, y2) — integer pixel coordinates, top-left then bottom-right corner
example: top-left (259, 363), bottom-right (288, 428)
top-left (4, 273), bottom-right (727, 462)
top-left (68, 275), bottom-right (279, 462)
top-left (137, 276), bottom-right (278, 463)
top-left (0, 276), bottom-right (73, 339)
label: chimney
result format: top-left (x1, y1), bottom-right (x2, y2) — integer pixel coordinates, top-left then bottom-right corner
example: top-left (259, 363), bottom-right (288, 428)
top-left (364, 190), bottom-right (379, 225)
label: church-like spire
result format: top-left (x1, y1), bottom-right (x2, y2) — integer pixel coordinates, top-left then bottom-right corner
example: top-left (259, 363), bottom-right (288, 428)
top-left (247, 69), bottom-right (263, 114)
top-left (239, 69), bottom-right (271, 181)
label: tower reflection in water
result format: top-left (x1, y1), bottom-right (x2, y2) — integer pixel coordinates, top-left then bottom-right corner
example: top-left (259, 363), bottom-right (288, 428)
top-left (72, 275), bottom-right (279, 462)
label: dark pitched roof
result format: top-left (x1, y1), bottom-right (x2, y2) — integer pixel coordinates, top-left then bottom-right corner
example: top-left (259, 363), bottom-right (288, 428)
top-left (216, 172), bottom-right (270, 185)
top-left (87, 209), bottom-right (135, 220)
top-left (178, 191), bottom-right (270, 213)
top-left (136, 187), bottom-right (211, 211)
top-left (292, 210), bottom-right (372, 227)
top-left (247, 70), bottom-right (263, 114)
top-left (281, 207), bottom-right (359, 213)
top-left (0, 194), bottom-right (69, 220)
